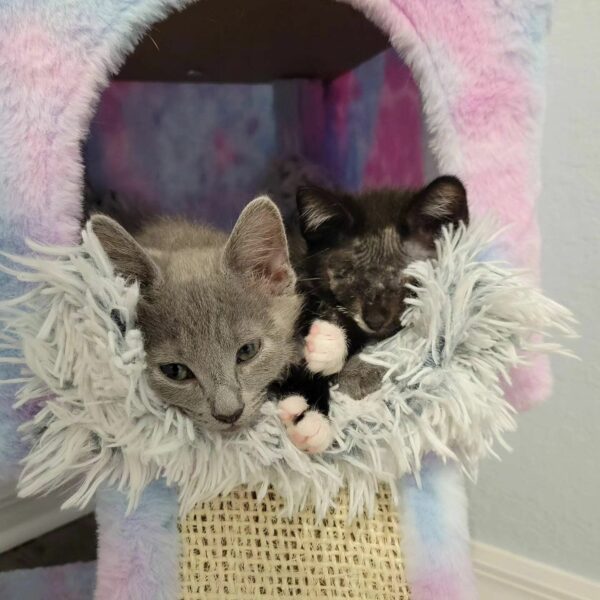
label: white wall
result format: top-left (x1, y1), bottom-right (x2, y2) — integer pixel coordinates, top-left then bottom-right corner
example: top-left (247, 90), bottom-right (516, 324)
top-left (469, 1), bottom-right (600, 582)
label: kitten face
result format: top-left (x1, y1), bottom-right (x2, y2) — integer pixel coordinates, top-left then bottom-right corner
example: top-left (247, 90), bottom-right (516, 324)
top-left (318, 239), bottom-right (411, 338)
top-left (92, 197), bottom-right (301, 433)
top-left (296, 177), bottom-right (469, 340)
top-left (140, 270), bottom-right (299, 432)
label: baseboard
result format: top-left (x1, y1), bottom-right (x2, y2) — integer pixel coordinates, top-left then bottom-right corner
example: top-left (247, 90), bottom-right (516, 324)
top-left (0, 481), bottom-right (93, 553)
top-left (473, 542), bottom-right (600, 600)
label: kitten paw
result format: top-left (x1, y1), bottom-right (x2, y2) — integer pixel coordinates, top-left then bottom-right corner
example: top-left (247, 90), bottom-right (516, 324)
top-left (278, 395), bottom-right (309, 424)
top-left (304, 320), bottom-right (347, 376)
top-left (337, 356), bottom-right (386, 400)
top-left (286, 410), bottom-right (334, 454)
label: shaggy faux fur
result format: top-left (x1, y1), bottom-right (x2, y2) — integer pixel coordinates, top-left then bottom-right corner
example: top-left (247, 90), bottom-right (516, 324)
top-left (0, 0), bottom-right (192, 484)
top-left (0, 221), bottom-right (573, 522)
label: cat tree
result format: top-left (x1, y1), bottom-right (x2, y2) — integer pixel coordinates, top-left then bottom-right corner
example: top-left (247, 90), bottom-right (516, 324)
top-left (0, 1), bottom-right (562, 599)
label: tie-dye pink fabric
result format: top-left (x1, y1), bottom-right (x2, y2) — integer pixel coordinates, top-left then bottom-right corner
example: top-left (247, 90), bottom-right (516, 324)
top-left (297, 51), bottom-right (423, 191)
top-left (84, 50), bottom-right (420, 230)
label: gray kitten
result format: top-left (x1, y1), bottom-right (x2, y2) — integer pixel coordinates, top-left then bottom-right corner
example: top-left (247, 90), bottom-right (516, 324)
top-left (91, 197), bottom-right (302, 433)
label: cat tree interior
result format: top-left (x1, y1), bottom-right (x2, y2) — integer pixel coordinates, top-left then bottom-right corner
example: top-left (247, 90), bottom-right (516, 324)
top-left (85, 2), bottom-right (418, 231)
top-left (117, 0), bottom-right (389, 82)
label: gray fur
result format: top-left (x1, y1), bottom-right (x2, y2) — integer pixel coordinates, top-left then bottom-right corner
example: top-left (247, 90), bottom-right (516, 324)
top-left (337, 356), bottom-right (386, 400)
top-left (91, 198), bottom-right (302, 433)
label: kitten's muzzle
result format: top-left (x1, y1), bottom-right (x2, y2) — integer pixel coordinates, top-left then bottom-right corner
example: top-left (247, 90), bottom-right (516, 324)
top-left (213, 406), bottom-right (244, 424)
top-left (363, 308), bottom-right (388, 332)
top-left (361, 296), bottom-right (402, 339)
top-left (212, 387), bottom-right (244, 424)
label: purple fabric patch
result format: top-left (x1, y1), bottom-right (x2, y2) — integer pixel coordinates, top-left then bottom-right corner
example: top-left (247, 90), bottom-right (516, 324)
top-left (0, 561), bottom-right (96, 600)
top-left (85, 81), bottom-right (278, 232)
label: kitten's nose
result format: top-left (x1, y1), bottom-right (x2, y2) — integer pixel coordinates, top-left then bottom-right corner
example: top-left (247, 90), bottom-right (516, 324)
top-left (363, 307), bottom-right (388, 332)
top-left (213, 387), bottom-right (244, 423)
top-left (213, 406), bottom-right (244, 424)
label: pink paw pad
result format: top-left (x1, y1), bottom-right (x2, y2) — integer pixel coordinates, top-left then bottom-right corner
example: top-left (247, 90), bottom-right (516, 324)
top-left (286, 410), bottom-right (334, 454)
top-left (278, 395), bottom-right (309, 424)
top-left (304, 320), bottom-right (347, 376)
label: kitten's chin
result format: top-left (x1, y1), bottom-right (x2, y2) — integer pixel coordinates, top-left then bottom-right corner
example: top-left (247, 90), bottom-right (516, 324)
top-left (202, 409), bottom-right (263, 434)
top-left (190, 417), bottom-right (255, 435)
top-left (204, 413), bottom-right (261, 434)
top-left (215, 414), bottom-right (260, 434)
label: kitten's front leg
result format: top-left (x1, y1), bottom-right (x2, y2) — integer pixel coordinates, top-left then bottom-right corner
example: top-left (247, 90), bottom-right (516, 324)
top-left (337, 354), bottom-right (386, 400)
top-left (274, 364), bottom-right (334, 454)
top-left (278, 395), bottom-right (334, 454)
top-left (278, 319), bottom-right (346, 453)
top-left (304, 320), bottom-right (347, 376)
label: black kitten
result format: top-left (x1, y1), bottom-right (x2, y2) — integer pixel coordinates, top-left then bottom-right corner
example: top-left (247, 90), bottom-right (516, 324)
top-left (296, 176), bottom-right (469, 344)
top-left (275, 176), bottom-right (469, 452)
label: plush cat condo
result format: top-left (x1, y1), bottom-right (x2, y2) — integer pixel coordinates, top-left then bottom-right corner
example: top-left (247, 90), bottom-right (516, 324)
top-left (0, 2), bottom-right (567, 600)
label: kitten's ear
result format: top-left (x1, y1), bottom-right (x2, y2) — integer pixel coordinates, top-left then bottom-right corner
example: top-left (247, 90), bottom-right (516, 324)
top-left (224, 196), bottom-right (295, 295)
top-left (296, 186), bottom-right (354, 244)
top-left (407, 176), bottom-right (469, 234)
top-left (91, 215), bottom-right (160, 289)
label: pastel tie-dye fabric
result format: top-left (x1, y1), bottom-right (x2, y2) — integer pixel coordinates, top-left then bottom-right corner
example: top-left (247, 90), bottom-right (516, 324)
top-left (84, 49), bottom-right (422, 230)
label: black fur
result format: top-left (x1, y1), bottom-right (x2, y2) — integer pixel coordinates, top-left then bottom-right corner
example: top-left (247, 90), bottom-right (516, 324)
top-left (288, 176), bottom-right (469, 415)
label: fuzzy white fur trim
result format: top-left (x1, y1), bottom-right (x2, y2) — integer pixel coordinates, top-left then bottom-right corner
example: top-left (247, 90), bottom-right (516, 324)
top-left (0, 221), bottom-right (574, 518)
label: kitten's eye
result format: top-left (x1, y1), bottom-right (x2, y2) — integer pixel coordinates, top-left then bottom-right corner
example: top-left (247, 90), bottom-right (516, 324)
top-left (160, 363), bottom-right (195, 381)
top-left (236, 340), bottom-right (262, 364)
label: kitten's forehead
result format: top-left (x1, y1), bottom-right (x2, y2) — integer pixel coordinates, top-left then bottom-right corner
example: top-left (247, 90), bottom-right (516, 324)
top-left (352, 189), bottom-right (414, 227)
top-left (143, 274), bottom-right (272, 351)
top-left (157, 248), bottom-right (220, 282)
top-left (350, 226), bottom-right (403, 262)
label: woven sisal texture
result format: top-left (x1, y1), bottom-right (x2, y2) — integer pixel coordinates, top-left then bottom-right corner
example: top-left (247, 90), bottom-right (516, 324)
top-left (179, 485), bottom-right (409, 599)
